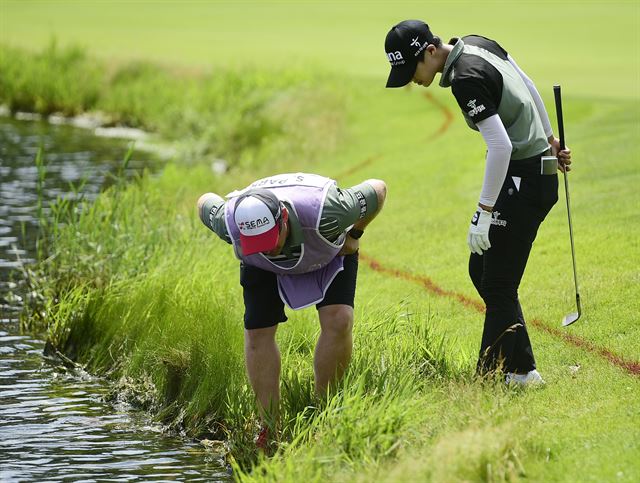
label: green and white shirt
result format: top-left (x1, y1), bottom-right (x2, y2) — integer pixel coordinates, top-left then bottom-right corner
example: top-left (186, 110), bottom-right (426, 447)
top-left (200, 181), bottom-right (378, 263)
top-left (440, 35), bottom-right (549, 160)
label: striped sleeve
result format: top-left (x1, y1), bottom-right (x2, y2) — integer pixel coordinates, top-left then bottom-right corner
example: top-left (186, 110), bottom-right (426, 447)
top-left (199, 194), bottom-right (232, 244)
top-left (318, 182), bottom-right (378, 242)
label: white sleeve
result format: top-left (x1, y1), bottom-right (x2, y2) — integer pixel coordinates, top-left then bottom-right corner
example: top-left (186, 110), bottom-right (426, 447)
top-left (507, 54), bottom-right (553, 138)
top-left (476, 114), bottom-right (512, 207)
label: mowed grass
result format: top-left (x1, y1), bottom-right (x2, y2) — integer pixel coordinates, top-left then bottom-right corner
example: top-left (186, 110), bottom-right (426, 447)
top-left (1, 0), bottom-right (638, 99)
top-left (4, 1), bottom-right (639, 481)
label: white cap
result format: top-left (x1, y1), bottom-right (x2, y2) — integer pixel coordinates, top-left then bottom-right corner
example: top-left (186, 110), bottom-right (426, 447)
top-left (233, 190), bottom-right (281, 255)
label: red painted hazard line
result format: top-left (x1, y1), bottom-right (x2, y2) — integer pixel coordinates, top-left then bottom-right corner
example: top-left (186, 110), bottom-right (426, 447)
top-left (335, 155), bottom-right (380, 180)
top-left (423, 92), bottom-right (455, 139)
top-left (359, 252), bottom-right (640, 377)
top-left (334, 92), bottom-right (453, 182)
top-left (530, 320), bottom-right (640, 376)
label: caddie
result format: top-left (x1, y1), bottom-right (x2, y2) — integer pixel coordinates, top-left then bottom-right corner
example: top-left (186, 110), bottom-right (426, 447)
top-left (383, 20), bottom-right (572, 385)
top-left (197, 172), bottom-right (386, 446)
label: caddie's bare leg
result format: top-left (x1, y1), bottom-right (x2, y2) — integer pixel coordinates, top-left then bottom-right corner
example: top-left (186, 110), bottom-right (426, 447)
top-left (244, 325), bottom-right (280, 423)
top-left (314, 304), bottom-right (354, 394)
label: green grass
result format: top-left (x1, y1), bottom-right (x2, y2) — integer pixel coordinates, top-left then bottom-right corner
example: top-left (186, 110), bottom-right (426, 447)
top-left (0, 42), bottom-right (345, 172)
top-left (1, 0), bottom-right (639, 99)
top-left (6, 1), bottom-right (640, 481)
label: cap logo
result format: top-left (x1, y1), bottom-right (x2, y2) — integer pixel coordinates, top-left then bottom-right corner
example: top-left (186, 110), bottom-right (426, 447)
top-left (235, 195), bottom-right (278, 237)
top-left (239, 217), bottom-right (271, 231)
top-left (412, 37), bottom-right (429, 57)
top-left (387, 51), bottom-right (405, 66)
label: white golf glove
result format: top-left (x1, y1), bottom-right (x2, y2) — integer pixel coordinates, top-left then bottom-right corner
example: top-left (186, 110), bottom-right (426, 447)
top-left (468, 207), bottom-right (492, 255)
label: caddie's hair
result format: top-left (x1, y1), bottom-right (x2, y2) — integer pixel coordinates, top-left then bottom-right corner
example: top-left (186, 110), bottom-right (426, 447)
top-left (416, 35), bottom-right (442, 63)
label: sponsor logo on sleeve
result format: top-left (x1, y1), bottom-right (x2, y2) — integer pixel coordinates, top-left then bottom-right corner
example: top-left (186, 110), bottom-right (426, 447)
top-left (355, 190), bottom-right (367, 219)
top-left (467, 99), bottom-right (486, 117)
top-left (208, 205), bottom-right (220, 228)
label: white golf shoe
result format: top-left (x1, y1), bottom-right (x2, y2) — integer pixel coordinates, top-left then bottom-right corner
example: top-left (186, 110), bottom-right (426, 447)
top-left (505, 369), bottom-right (545, 386)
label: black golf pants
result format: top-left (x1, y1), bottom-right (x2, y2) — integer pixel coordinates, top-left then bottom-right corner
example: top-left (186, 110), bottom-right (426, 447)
top-left (470, 173), bottom-right (558, 375)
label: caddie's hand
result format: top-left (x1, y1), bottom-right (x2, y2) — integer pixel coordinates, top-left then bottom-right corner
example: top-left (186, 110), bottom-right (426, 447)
top-left (467, 208), bottom-right (492, 255)
top-left (339, 233), bottom-right (360, 256)
top-left (549, 137), bottom-right (572, 172)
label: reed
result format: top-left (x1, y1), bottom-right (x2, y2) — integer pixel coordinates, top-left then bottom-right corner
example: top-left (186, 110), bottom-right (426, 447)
top-left (0, 42), bottom-right (345, 171)
top-left (31, 155), bottom-right (465, 472)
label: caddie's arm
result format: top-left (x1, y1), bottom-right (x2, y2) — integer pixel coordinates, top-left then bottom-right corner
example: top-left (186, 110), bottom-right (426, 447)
top-left (322, 179), bottom-right (386, 256)
top-left (349, 179), bottom-right (387, 233)
top-left (197, 192), bottom-right (232, 244)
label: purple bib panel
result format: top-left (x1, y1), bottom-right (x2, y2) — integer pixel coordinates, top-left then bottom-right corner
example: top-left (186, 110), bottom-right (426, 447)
top-left (225, 173), bottom-right (345, 309)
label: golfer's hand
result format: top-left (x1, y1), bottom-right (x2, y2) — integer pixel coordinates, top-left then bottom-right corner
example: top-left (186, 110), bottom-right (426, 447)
top-left (549, 137), bottom-right (572, 172)
top-left (467, 208), bottom-right (492, 255)
top-left (339, 234), bottom-right (360, 256)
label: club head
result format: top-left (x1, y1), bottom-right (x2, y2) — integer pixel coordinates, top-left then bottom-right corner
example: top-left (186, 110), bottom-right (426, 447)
top-left (562, 312), bottom-right (580, 327)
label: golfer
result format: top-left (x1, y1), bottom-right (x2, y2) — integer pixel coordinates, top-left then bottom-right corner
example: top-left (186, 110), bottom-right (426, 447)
top-left (383, 20), bottom-right (571, 384)
top-left (197, 173), bottom-right (386, 444)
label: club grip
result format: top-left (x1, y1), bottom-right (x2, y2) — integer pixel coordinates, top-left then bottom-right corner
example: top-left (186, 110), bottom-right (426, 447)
top-left (553, 85), bottom-right (566, 150)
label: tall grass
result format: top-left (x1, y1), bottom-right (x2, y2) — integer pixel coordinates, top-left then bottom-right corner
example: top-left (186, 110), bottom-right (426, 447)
top-left (0, 41), bottom-right (102, 116)
top-left (0, 42), bottom-right (345, 170)
top-left (20, 87), bottom-right (469, 470)
top-left (30, 152), bottom-right (467, 471)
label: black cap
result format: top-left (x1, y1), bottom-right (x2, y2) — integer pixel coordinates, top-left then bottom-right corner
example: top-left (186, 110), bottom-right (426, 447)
top-left (384, 20), bottom-right (434, 88)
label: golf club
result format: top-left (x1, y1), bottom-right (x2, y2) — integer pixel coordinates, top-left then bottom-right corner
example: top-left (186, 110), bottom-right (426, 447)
top-left (553, 85), bottom-right (581, 327)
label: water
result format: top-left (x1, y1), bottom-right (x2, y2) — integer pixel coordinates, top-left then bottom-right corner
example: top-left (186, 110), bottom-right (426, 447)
top-left (0, 118), bottom-right (231, 481)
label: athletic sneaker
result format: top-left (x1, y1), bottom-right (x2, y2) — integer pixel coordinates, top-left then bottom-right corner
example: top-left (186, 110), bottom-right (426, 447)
top-left (505, 369), bottom-right (545, 386)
